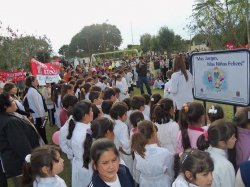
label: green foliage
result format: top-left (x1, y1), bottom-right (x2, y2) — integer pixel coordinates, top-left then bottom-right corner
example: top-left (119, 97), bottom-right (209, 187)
top-left (140, 33), bottom-right (152, 52)
top-left (0, 34), bottom-right (52, 71)
top-left (67, 23), bottom-right (122, 58)
top-left (189, 0), bottom-right (249, 49)
top-left (58, 44), bottom-right (69, 57)
top-left (158, 26), bottom-right (175, 52)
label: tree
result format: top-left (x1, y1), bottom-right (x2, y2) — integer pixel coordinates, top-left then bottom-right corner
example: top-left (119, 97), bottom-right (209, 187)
top-left (189, 0), bottom-right (249, 49)
top-left (68, 23), bottom-right (122, 58)
top-left (140, 33), bottom-right (152, 52)
top-left (150, 35), bottom-right (160, 52)
top-left (58, 45), bottom-right (69, 57)
top-left (158, 26), bottom-right (175, 52)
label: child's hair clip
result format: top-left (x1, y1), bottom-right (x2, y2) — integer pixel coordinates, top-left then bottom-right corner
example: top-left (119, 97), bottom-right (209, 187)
top-left (151, 98), bottom-right (154, 101)
top-left (25, 154), bottom-right (31, 163)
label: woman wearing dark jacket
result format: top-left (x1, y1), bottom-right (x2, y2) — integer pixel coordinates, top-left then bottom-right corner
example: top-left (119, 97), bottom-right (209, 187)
top-left (0, 93), bottom-right (40, 187)
top-left (88, 139), bottom-right (134, 187)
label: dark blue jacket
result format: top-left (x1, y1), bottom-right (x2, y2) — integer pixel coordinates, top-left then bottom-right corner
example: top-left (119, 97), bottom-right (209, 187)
top-left (88, 164), bottom-right (134, 187)
top-left (240, 160), bottom-right (250, 187)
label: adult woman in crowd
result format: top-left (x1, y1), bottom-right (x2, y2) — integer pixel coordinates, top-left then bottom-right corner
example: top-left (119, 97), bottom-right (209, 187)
top-left (169, 54), bottom-right (193, 121)
top-left (0, 93), bottom-right (40, 187)
top-left (24, 75), bottom-right (48, 144)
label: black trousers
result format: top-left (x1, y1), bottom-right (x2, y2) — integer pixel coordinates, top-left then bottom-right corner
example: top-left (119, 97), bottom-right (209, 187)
top-left (0, 160), bottom-right (7, 187)
top-left (35, 118), bottom-right (48, 144)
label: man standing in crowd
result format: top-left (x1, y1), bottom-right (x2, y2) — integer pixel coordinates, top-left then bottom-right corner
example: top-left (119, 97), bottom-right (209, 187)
top-left (136, 56), bottom-right (152, 95)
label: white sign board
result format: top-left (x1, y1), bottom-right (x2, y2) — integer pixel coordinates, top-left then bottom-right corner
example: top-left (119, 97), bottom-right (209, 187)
top-left (37, 74), bottom-right (61, 86)
top-left (191, 49), bottom-right (250, 106)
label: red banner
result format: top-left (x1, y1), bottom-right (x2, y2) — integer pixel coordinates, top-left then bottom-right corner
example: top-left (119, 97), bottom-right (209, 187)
top-left (30, 58), bottom-right (61, 76)
top-left (0, 70), bottom-right (25, 82)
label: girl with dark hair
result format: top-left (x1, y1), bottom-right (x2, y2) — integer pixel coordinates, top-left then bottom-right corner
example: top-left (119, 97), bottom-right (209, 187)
top-left (131, 120), bottom-right (174, 187)
top-left (22, 145), bottom-right (66, 187)
top-left (52, 83), bottom-right (62, 128)
top-left (170, 55), bottom-right (193, 121)
top-left (66, 101), bottom-right (93, 187)
top-left (88, 139), bottom-right (134, 187)
top-left (129, 111), bottom-right (144, 137)
top-left (101, 100), bottom-right (114, 120)
top-left (234, 107), bottom-right (250, 168)
top-left (176, 102), bottom-right (206, 153)
top-left (172, 150), bottom-right (214, 187)
top-left (153, 98), bottom-right (179, 154)
top-left (110, 102), bottom-right (133, 175)
top-left (197, 119), bottom-right (237, 187)
top-left (82, 83), bottom-right (92, 100)
top-left (150, 93), bottom-right (162, 120)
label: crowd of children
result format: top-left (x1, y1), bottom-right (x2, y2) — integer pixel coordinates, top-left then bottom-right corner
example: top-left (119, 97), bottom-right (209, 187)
top-left (0, 55), bottom-right (249, 187)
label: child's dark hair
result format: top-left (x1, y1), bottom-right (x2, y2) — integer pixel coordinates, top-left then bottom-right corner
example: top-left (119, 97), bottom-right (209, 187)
top-left (67, 101), bottom-right (92, 140)
top-left (122, 98), bottom-right (132, 110)
top-left (179, 102), bottom-right (205, 150)
top-left (92, 117), bottom-right (114, 139)
top-left (62, 94), bottom-right (78, 110)
top-left (131, 96), bottom-right (146, 110)
top-left (207, 105), bottom-right (224, 123)
top-left (61, 83), bottom-right (73, 99)
top-left (197, 119), bottom-right (236, 151)
top-left (90, 85), bottom-right (102, 92)
top-left (89, 91), bottom-right (101, 103)
top-left (51, 84), bottom-right (62, 108)
top-left (22, 145), bottom-right (62, 186)
top-left (110, 101), bottom-right (128, 120)
top-left (101, 100), bottom-right (114, 115)
top-left (103, 88), bottom-right (116, 100)
top-left (142, 94), bottom-right (150, 105)
top-left (130, 111), bottom-right (144, 128)
top-left (174, 149), bottom-right (214, 180)
top-left (92, 104), bottom-right (101, 120)
top-left (234, 106), bottom-right (250, 128)
top-left (83, 83), bottom-right (92, 94)
top-left (150, 93), bottom-right (162, 119)
top-left (131, 120), bottom-right (154, 158)
top-left (152, 98), bottom-right (174, 124)
top-left (82, 117), bottom-right (114, 169)
top-left (90, 138), bottom-right (119, 173)
top-left (112, 87), bottom-right (121, 95)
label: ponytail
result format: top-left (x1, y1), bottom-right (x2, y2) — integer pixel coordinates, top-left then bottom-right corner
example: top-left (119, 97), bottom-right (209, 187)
top-left (179, 105), bottom-right (191, 150)
top-left (131, 120), bottom-right (154, 158)
top-left (67, 118), bottom-right (76, 140)
top-left (153, 98), bottom-right (173, 124)
top-left (22, 161), bottom-right (33, 187)
top-left (131, 133), bottom-right (147, 158)
top-left (83, 131), bottom-right (93, 169)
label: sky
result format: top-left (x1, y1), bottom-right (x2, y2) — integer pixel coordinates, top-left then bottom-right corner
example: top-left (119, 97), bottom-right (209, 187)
top-left (0, 0), bottom-right (196, 53)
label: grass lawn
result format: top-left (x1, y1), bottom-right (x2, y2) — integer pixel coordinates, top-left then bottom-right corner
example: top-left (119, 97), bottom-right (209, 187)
top-left (8, 87), bottom-right (234, 187)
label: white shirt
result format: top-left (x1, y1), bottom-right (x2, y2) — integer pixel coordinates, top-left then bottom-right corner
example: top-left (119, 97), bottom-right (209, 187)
top-left (172, 174), bottom-right (199, 187)
top-left (26, 87), bottom-right (46, 119)
top-left (143, 105), bottom-right (150, 119)
top-left (155, 119), bottom-right (179, 154)
top-left (206, 146), bottom-right (235, 187)
top-left (104, 175), bottom-right (121, 187)
top-left (115, 80), bottom-right (128, 101)
top-left (33, 175), bottom-right (67, 187)
top-left (135, 144), bottom-right (174, 187)
top-left (170, 70), bottom-right (193, 110)
top-left (71, 121), bottom-right (92, 187)
top-left (154, 79), bottom-right (164, 89)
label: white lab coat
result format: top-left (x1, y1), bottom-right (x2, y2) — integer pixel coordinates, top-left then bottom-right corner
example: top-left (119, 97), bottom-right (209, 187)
top-left (59, 117), bottom-right (73, 160)
top-left (206, 146), bottom-right (235, 187)
top-left (170, 70), bottom-right (193, 110)
top-left (135, 144), bottom-right (174, 187)
top-left (172, 174), bottom-right (199, 187)
top-left (33, 175), bottom-right (67, 187)
top-left (115, 80), bottom-right (129, 101)
top-left (71, 122), bottom-right (92, 187)
top-left (113, 119), bottom-right (133, 175)
top-left (155, 120), bottom-right (179, 154)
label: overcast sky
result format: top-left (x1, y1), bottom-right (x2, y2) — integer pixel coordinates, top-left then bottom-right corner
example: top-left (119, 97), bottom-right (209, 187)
top-left (0, 0), bottom-right (196, 53)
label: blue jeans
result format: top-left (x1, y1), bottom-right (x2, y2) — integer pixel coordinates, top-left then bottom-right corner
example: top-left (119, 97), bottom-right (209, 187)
top-left (138, 76), bottom-right (152, 95)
